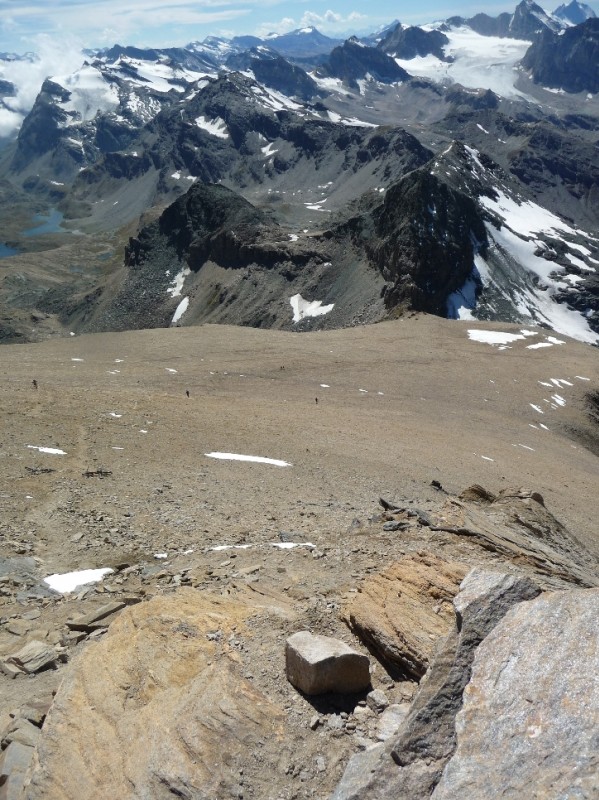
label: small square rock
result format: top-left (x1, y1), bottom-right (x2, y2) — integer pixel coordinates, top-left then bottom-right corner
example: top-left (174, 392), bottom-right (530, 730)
top-left (286, 631), bottom-right (370, 695)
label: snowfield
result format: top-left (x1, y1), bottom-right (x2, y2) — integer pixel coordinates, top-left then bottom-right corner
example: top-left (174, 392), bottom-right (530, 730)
top-left (394, 26), bottom-right (532, 98)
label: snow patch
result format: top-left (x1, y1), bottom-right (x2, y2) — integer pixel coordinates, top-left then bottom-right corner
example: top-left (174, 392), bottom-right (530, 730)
top-left (205, 452), bottom-right (291, 467)
top-left (26, 445), bottom-right (66, 455)
top-left (195, 115), bottom-right (229, 139)
top-left (52, 64), bottom-right (119, 123)
top-left (467, 329), bottom-right (530, 346)
top-left (290, 293), bottom-right (334, 323)
top-left (171, 297), bottom-right (189, 325)
top-left (44, 568), bottom-right (113, 594)
top-left (270, 542), bottom-right (315, 550)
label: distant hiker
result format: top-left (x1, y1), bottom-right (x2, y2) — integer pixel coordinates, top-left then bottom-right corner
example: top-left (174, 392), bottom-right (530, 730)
top-left (32, 379), bottom-right (38, 390)
top-left (186, 390), bottom-right (190, 398)
top-left (315, 397), bottom-right (318, 404)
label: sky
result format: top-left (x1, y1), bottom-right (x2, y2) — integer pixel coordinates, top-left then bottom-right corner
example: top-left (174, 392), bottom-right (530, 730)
top-left (0, 0), bottom-right (573, 55)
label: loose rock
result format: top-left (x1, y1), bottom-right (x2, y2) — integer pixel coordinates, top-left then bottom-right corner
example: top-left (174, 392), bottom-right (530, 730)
top-left (286, 631), bottom-right (370, 695)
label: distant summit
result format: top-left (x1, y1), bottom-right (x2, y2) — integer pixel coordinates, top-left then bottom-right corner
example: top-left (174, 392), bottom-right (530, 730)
top-left (509, 0), bottom-right (563, 38)
top-left (259, 27), bottom-right (342, 58)
top-left (378, 24), bottom-right (449, 60)
top-left (553, 0), bottom-right (597, 24)
top-left (446, 0), bottom-right (564, 39)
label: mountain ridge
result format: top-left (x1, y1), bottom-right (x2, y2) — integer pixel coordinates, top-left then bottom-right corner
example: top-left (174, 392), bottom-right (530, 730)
top-left (0, 1), bottom-right (598, 346)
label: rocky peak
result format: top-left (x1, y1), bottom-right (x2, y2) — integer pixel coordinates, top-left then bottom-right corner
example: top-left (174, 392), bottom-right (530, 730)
top-left (378, 24), bottom-right (450, 60)
top-left (353, 165), bottom-right (488, 315)
top-left (225, 48), bottom-right (323, 100)
top-left (126, 182), bottom-right (271, 267)
top-left (319, 39), bottom-right (410, 88)
top-left (453, 11), bottom-right (513, 37)
top-left (509, 0), bottom-right (563, 38)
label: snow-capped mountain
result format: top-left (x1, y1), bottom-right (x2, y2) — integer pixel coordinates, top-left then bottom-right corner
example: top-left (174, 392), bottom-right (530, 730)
top-left (0, 1), bottom-right (597, 346)
top-left (509, 0), bottom-right (563, 37)
top-left (553, 0), bottom-right (597, 25)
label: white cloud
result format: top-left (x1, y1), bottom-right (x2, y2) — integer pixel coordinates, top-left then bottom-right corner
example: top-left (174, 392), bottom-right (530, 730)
top-left (0, 107), bottom-right (22, 138)
top-left (255, 8), bottom-right (367, 38)
top-left (0, 33), bottom-right (86, 138)
top-left (0, 0), bottom-right (253, 51)
top-left (255, 16), bottom-right (297, 37)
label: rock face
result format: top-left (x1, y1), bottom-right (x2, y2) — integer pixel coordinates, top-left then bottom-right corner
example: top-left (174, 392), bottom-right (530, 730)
top-left (440, 486), bottom-right (599, 589)
top-left (286, 631), bottom-right (370, 695)
top-left (342, 553), bottom-right (468, 679)
top-left (25, 590), bottom-right (286, 800)
top-left (522, 18), bottom-right (599, 93)
top-left (450, 12), bottom-right (512, 37)
top-left (330, 569), bottom-right (541, 800)
top-left (433, 589), bottom-right (599, 798)
top-left (226, 48), bottom-right (323, 100)
top-left (508, 0), bottom-right (562, 38)
top-left (359, 168), bottom-right (488, 316)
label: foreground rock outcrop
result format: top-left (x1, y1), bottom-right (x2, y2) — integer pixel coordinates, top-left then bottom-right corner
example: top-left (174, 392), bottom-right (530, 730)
top-left (433, 589), bottom-right (599, 798)
top-left (342, 553), bottom-right (467, 678)
top-left (332, 569), bottom-right (542, 799)
top-left (25, 590), bottom-right (287, 799)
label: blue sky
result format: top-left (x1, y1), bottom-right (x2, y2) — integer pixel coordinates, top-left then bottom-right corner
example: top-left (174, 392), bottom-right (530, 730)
top-left (0, 0), bottom-right (568, 54)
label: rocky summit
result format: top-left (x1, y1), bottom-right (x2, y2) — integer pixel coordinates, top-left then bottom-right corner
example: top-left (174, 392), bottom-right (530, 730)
top-left (0, 2), bottom-right (598, 798)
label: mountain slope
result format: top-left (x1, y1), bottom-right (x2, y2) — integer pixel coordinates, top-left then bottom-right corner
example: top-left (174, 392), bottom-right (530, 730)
top-left (378, 25), bottom-right (450, 59)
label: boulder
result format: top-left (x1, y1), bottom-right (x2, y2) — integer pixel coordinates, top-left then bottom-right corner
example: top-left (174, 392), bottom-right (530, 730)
top-left (286, 631), bottom-right (370, 695)
top-left (342, 552), bottom-right (467, 678)
top-left (433, 589), bottom-right (599, 798)
top-left (330, 569), bottom-right (541, 800)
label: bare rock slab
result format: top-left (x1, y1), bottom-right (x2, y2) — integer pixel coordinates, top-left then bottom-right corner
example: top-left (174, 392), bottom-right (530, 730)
top-left (286, 631), bottom-right (370, 695)
top-left (433, 589), bottom-right (599, 799)
top-left (342, 552), bottom-right (467, 678)
top-left (25, 589), bottom-right (286, 800)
